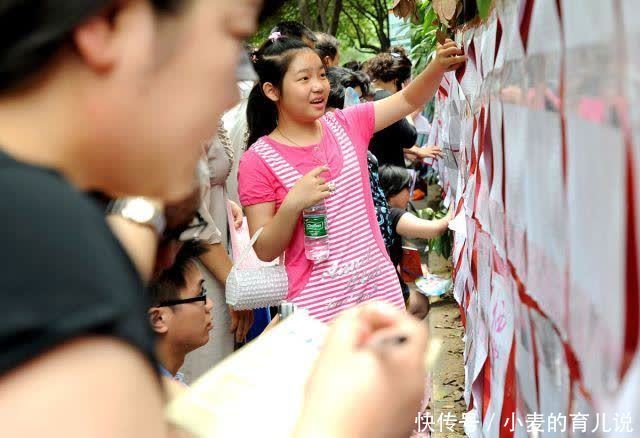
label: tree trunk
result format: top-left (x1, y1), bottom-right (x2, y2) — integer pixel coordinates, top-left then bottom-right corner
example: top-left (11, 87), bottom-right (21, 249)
top-left (317, 0), bottom-right (328, 30)
top-left (329, 0), bottom-right (343, 35)
top-left (298, 0), bottom-right (313, 29)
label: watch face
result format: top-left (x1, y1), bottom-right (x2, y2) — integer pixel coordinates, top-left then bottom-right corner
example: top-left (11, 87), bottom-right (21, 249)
top-left (122, 198), bottom-right (155, 223)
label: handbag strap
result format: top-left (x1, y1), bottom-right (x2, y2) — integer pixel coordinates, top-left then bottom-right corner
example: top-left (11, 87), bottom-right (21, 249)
top-left (235, 227), bottom-right (262, 268)
top-left (236, 228), bottom-right (283, 268)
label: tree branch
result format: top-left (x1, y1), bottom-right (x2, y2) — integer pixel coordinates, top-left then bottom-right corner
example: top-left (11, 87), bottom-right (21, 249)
top-left (345, 0), bottom-right (391, 51)
top-left (343, 8), bottom-right (381, 53)
top-left (343, 9), bottom-right (365, 46)
top-left (385, 0), bottom-right (390, 47)
top-left (377, 15), bottom-right (390, 50)
top-left (351, 2), bottom-right (382, 32)
top-left (372, 0), bottom-right (384, 18)
top-left (346, 0), bottom-right (378, 22)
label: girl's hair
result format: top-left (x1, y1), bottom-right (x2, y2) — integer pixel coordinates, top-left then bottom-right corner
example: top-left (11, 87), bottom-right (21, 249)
top-left (327, 81), bottom-right (345, 110)
top-left (270, 21), bottom-right (317, 45)
top-left (378, 165), bottom-right (412, 199)
top-left (342, 60), bottom-right (362, 72)
top-left (326, 66), bottom-right (371, 108)
top-left (363, 46), bottom-right (412, 92)
top-left (246, 36), bottom-right (316, 146)
top-left (0, 0), bottom-right (185, 94)
top-left (314, 32), bottom-right (340, 62)
top-left (328, 67), bottom-right (371, 97)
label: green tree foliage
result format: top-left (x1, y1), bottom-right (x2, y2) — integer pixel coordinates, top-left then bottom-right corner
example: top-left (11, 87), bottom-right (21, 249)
top-left (299, 0), bottom-right (344, 35)
top-left (411, 0), bottom-right (490, 74)
top-left (410, 1), bottom-right (439, 74)
top-left (250, 1), bottom-right (299, 45)
top-left (476, 0), bottom-right (492, 20)
top-left (252, 0), bottom-right (486, 61)
top-left (341, 0), bottom-right (391, 53)
top-left (251, 0), bottom-right (392, 56)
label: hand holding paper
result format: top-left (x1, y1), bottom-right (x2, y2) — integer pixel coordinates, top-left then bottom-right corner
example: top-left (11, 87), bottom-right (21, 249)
top-left (434, 40), bottom-right (466, 73)
top-left (167, 303), bottom-right (433, 438)
top-left (295, 303), bottom-right (428, 438)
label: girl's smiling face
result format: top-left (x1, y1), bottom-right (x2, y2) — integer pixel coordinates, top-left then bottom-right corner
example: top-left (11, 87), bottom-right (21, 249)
top-left (277, 49), bottom-right (330, 123)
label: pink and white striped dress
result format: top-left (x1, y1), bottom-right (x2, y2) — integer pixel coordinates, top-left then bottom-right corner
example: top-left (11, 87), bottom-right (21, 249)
top-left (250, 111), bottom-right (404, 322)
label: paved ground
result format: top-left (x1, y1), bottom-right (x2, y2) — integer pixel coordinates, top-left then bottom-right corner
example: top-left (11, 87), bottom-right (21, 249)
top-left (426, 292), bottom-right (466, 437)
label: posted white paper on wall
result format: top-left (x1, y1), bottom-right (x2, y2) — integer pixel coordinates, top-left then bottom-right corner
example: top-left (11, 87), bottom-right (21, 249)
top-left (566, 115), bottom-right (626, 398)
top-left (482, 273), bottom-right (515, 437)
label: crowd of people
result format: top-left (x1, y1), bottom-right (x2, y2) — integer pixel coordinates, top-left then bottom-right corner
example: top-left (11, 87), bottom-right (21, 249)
top-left (0, 1), bottom-right (465, 437)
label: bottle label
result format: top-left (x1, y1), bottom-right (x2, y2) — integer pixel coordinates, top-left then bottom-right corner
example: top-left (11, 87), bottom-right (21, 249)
top-left (303, 215), bottom-right (328, 238)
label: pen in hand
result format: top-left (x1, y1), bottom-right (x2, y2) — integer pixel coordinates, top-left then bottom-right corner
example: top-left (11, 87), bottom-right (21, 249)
top-left (366, 335), bottom-right (409, 354)
top-left (365, 333), bottom-right (442, 372)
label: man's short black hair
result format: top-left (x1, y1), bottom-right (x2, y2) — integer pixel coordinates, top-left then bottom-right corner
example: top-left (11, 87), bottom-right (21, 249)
top-left (148, 240), bottom-right (208, 306)
top-left (271, 21), bottom-right (317, 44)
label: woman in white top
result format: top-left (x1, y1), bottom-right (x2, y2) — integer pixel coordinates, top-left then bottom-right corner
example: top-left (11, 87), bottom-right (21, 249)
top-left (179, 121), bottom-right (253, 383)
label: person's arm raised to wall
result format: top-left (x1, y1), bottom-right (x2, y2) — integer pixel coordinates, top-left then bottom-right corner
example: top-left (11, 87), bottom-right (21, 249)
top-left (395, 211), bottom-right (450, 240)
top-left (373, 40), bottom-right (465, 133)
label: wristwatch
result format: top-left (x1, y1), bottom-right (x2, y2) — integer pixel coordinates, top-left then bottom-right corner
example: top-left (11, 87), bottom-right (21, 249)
top-left (106, 197), bottom-right (166, 236)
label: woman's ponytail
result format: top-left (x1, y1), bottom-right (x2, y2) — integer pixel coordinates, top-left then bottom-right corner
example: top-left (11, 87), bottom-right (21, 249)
top-left (247, 83), bottom-right (279, 147)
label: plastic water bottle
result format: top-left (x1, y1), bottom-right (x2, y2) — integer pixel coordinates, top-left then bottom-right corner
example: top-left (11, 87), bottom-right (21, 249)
top-left (303, 202), bottom-right (330, 262)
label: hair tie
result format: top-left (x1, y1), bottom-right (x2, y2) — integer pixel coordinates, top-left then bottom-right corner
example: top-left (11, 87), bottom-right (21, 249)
top-left (268, 31), bottom-right (282, 42)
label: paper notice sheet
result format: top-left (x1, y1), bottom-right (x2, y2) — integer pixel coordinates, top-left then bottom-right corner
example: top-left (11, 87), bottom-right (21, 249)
top-left (166, 313), bottom-right (327, 438)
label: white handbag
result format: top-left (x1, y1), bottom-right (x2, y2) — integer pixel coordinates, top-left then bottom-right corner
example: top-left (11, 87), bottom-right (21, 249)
top-left (226, 227), bottom-right (288, 310)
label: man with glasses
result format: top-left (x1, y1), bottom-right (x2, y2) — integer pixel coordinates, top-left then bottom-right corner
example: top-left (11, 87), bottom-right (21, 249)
top-left (147, 241), bottom-right (213, 385)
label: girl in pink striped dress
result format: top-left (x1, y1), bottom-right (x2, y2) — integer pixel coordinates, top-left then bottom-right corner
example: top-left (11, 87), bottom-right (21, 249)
top-left (238, 34), bottom-right (464, 323)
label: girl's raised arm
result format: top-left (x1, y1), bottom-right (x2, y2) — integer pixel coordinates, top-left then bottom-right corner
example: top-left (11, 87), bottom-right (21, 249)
top-left (373, 41), bottom-right (465, 133)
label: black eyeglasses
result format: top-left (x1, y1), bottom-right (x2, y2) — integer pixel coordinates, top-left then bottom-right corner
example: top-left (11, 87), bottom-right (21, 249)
top-left (156, 288), bottom-right (208, 307)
